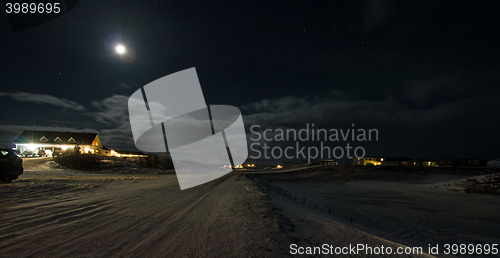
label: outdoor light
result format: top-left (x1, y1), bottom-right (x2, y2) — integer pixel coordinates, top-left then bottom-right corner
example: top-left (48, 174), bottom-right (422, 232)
top-left (26, 144), bottom-right (38, 151)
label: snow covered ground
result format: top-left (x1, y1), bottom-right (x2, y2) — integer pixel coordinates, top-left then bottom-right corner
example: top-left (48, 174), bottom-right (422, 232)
top-left (1, 159), bottom-right (479, 257)
top-left (253, 168), bottom-right (500, 258)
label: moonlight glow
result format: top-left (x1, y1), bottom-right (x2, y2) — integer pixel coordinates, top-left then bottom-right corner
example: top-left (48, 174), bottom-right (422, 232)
top-left (115, 45), bottom-right (126, 54)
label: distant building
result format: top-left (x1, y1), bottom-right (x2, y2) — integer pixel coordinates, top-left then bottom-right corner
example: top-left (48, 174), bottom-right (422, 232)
top-left (439, 158), bottom-right (487, 167)
top-left (438, 158), bottom-right (461, 167)
top-left (243, 162), bottom-right (256, 168)
top-left (381, 157), bottom-right (411, 166)
top-left (460, 158), bottom-right (487, 167)
top-left (353, 156), bottom-right (383, 166)
top-left (353, 156), bottom-right (437, 167)
top-left (311, 159), bottom-right (337, 166)
top-left (419, 159), bottom-right (438, 167)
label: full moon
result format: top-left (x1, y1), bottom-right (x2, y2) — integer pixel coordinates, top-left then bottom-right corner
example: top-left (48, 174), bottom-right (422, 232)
top-left (115, 44), bottom-right (126, 54)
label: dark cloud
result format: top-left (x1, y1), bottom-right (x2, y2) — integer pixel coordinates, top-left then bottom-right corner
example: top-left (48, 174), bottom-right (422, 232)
top-left (119, 82), bottom-right (131, 89)
top-left (240, 89), bottom-right (500, 161)
top-left (0, 92), bottom-right (85, 111)
top-left (88, 94), bottom-right (135, 149)
top-left (90, 95), bottom-right (130, 126)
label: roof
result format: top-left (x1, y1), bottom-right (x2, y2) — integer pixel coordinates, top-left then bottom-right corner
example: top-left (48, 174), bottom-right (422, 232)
top-left (13, 130), bottom-right (98, 145)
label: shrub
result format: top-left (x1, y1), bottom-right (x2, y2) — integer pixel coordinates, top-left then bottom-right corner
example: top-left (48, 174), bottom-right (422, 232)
top-left (54, 153), bottom-right (100, 171)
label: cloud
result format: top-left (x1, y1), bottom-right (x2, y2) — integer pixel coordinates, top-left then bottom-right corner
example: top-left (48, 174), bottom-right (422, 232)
top-left (88, 95), bottom-right (135, 149)
top-left (118, 82), bottom-right (130, 89)
top-left (0, 93), bottom-right (137, 150)
top-left (239, 89), bottom-right (500, 160)
top-left (241, 90), bottom-right (430, 127)
top-left (406, 76), bottom-right (470, 105)
top-left (90, 95), bottom-right (130, 126)
top-left (0, 92), bottom-right (86, 111)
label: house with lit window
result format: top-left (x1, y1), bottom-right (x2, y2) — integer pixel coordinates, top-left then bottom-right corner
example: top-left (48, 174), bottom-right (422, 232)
top-left (353, 156), bottom-right (437, 167)
top-left (110, 149), bottom-right (148, 158)
top-left (353, 156), bottom-right (383, 166)
top-left (13, 130), bottom-right (105, 156)
top-left (12, 130), bottom-right (147, 158)
top-left (311, 159), bottom-right (337, 166)
top-left (381, 157), bottom-right (411, 166)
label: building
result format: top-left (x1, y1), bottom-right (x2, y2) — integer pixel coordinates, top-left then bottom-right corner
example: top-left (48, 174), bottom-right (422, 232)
top-left (353, 156), bottom-right (437, 167)
top-left (438, 158), bottom-right (461, 167)
top-left (14, 130), bottom-right (105, 156)
top-left (311, 159), bottom-right (337, 166)
top-left (110, 150), bottom-right (148, 158)
top-left (381, 157), bottom-right (411, 166)
top-left (353, 156), bottom-right (383, 166)
top-left (242, 162), bottom-right (256, 168)
top-left (406, 158), bottom-right (437, 167)
top-left (439, 158), bottom-right (487, 167)
top-left (13, 130), bottom-right (147, 158)
top-left (419, 159), bottom-right (438, 167)
top-left (459, 158), bottom-right (487, 167)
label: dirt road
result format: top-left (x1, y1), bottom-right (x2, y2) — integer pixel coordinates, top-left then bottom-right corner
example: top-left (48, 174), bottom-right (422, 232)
top-left (0, 159), bottom-right (434, 257)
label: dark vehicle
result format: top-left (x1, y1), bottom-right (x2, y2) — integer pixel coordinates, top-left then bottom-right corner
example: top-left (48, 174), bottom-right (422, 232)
top-left (38, 149), bottom-right (46, 157)
top-left (21, 149), bottom-right (33, 157)
top-left (0, 147), bottom-right (23, 182)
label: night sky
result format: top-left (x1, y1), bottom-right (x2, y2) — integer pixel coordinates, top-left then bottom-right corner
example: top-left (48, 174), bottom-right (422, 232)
top-left (0, 0), bottom-right (499, 163)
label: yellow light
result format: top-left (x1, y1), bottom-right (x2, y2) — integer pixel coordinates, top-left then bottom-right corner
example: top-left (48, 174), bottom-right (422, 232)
top-left (381, 158), bottom-right (384, 161)
top-left (26, 144), bottom-right (38, 151)
top-left (277, 165), bottom-right (282, 168)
